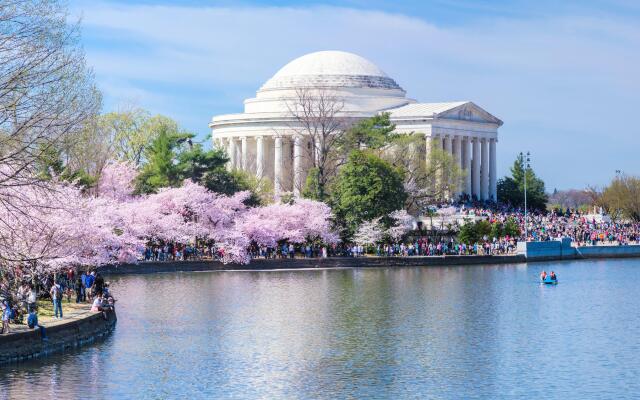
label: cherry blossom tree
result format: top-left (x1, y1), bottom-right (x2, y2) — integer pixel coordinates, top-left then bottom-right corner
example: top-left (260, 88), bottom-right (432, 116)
top-left (353, 218), bottom-right (384, 246)
top-left (386, 210), bottom-right (416, 241)
top-left (240, 198), bottom-right (339, 247)
top-left (97, 161), bottom-right (138, 200)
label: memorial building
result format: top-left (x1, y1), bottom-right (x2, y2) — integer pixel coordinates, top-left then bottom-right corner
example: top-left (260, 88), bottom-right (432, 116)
top-left (210, 50), bottom-right (502, 200)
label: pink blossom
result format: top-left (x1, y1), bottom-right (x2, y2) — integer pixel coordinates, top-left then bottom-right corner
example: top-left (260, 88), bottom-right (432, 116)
top-left (97, 161), bottom-right (137, 200)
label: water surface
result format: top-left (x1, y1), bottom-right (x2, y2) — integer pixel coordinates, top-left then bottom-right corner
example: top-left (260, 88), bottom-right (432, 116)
top-left (1, 259), bottom-right (639, 399)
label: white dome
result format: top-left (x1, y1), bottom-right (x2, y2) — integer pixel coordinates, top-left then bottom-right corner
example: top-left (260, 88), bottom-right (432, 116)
top-left (260, 50), bottom-right (402, 91)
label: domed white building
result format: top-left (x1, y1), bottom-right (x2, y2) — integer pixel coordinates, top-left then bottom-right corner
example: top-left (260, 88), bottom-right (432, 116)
top-left (210, 51), bottom-right (502, 200)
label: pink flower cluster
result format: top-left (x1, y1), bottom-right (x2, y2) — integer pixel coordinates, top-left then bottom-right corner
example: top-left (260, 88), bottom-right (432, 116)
top-left (1, 162), bottom-right (338, 270)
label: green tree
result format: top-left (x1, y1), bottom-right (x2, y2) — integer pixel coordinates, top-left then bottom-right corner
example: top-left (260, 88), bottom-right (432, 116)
top-left (339, 112), bottom-right (396, 152)
top-left (135, 126), bottom-right (188, 193)
top-left (176, 141), bottom-right (228, 183)
top-left (302, 168), bottom-right (322, 200)
top-left (458, 219), bottom-right (492, 244)
top-left (497, 153), bottom-right (548, 210)
top-left (135, 126), bottom-right (269, 204)
top-left (599, 175), bottom-right (640, 222)
top-left (490, 222), bottom-right (504, 240)
top-left (458, 220), bottom-right (479, 244)
top-left (98, 110), bottom-right (178, 167)
top-left (35, 142), bottom-right (97, 191)
top-left (331, 150), bottom-right (407, 237)
top-left (504, 217), bottom-right (521, 237)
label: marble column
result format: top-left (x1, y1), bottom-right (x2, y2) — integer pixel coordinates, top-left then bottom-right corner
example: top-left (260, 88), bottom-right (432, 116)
top-left (255, 136), bottom-right (264, 179)
top-left (293, 135), bottom-right (303, 197)
top-left (274, 136), bottom-right (283, 196)
top-left (489, 138), bottom-right (497, 201)
top-left (432, 135), bottom-right (442, 196)
top-left (240, 136), bottom-right (248, 171)
top-left (235, 139), bottom-right (242, 171)
top-left (472, 137), bottom-right (480, 198)
top-left (480, 138), bottom-right (489, 200)
top-left (228, 138), bottom-right (236, 171)
top-left (424, 134), bottom-right (432, 167)
top-left (443, 135), bottom-right (452, 155)
top-left (452, 135), bottom-right (462, 198)
top-left (463, 136), bottom-right (472, 196)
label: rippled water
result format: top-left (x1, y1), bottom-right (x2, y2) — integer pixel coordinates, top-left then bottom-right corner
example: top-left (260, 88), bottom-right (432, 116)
top-left (1, 259), bottom-right (640, 399)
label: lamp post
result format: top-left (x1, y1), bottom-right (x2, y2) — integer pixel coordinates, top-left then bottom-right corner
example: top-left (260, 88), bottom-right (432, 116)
top-left (520, 151), bottom-right (531, 241)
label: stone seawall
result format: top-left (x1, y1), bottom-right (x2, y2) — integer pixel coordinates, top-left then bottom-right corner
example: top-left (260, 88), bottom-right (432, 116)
top-left (575, 245), bottom-right (640, 259)
top-left (100, 254), bottom-right (527, 275)
top-left (518, 240), bottom-right (640, 262)
top-left (0, 310), bottom-right (117, 366)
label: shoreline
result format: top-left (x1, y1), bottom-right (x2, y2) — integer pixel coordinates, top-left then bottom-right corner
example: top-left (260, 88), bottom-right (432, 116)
top-left (99, 254), bottom-right (526, 275)
top-left (98, 245), bottom-right (640, 276)
top-left (0, 307), bottom-right (117, 366)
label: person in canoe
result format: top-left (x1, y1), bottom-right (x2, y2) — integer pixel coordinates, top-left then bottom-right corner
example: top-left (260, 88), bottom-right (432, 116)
top-left (540, 271), bottom-right (547, 281)
top-left (549, 271), bottom-right (557, 282)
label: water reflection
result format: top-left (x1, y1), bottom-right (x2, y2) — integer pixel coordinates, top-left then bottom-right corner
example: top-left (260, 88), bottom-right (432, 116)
top-left (1, 259), bottom-right (640, 399)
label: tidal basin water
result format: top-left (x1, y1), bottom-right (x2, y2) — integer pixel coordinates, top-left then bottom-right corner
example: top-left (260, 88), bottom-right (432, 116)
top-left (2, 259), bottom-right (640, 399)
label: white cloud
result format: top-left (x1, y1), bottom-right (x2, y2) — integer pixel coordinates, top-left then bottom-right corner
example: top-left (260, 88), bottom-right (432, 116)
top-left (74, 2), bottom-right (640, 188)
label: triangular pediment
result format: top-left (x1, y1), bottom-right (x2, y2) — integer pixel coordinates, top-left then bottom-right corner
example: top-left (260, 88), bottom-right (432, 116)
top-left (436, 102), bottom-right (503, 126)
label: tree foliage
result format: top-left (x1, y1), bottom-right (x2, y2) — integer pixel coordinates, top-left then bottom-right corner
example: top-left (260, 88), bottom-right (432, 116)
top-left (331, 150), bottom-right (407, 238)
top-left (598, 175), bottom-right (640, 222)
top-left (497, 153), bottom-right (548, 210)
top-left (338, 112), bottom-right (396, 152)
top-left (458, 219), bottom-right (492, 244)
top-left (135, 126), bottom-right (187, 193)
top-left (0, 0), bottom-right (100, 190)
top-left (134, 124), bottom-right (267, 204)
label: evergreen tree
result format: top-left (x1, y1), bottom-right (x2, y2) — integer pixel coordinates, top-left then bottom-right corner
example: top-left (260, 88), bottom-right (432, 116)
top-left (339, 112), bottom-right (396, 152)
top-left (135, 126), bottom-right (187, 193)
top-left (497, 153), bottom-right (548, 210)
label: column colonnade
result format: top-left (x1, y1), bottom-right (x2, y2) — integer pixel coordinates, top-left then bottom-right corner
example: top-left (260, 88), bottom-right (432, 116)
top-left (219, 131), bottom-right (497, 201)
top-left (425, 132), bottom-right (497, 201)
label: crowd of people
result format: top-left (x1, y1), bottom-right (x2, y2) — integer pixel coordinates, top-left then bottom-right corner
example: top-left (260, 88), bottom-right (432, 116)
top-left (0, 268), bottom-right (116, 336)
top-left (465, 206), bottom-right (640, 245)
top-left (134, 204), bottom-right (640, 263)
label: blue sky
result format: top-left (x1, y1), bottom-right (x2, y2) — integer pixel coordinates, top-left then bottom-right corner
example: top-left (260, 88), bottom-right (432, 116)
top-left (71, 0), bottom-right (640, 190)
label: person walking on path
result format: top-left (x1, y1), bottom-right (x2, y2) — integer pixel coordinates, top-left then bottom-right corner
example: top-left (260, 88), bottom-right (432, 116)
top-left (50, 281), bottom-right (63, 319)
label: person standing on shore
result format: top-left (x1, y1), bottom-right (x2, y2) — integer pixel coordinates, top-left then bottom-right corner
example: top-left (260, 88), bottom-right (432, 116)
top-left (94, 273), bottom-right (104, 297)
top-left (85, 271), bottom-right (95, 302)
top-left (80, 271), bottom-right (87, 302)
top-left (75, 275), bottom-right (83, 303)
top-left (27, 285), bottom-right (37, 313)
top-left (50, 281), bottom-right (63, 319)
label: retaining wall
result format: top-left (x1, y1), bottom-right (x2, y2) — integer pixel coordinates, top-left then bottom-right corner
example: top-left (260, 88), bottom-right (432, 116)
top-left (98, 243), bottom-right (640, 276)
top-left (100, 254), bottom-right (527, 275)
top-left (575, 245), bottom-right (640, 259)
top-left (516, 238), bottom-right (575, 261)
top-left (518, 239), bottom-right (640, 261)
top-left (0, 310), bottom-right (117, 366)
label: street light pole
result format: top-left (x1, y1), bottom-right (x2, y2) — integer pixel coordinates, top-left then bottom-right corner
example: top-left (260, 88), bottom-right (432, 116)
top-left (522, 151), bottom-right (530, 241)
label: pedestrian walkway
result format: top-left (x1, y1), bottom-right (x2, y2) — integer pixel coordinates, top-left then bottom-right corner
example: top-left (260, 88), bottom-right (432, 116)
top-left (4, 302), bottom-right (93, 335)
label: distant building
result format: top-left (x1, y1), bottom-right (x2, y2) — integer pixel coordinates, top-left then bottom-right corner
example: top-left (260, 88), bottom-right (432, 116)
top-left (210, 51), bottom-right (502, 200)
